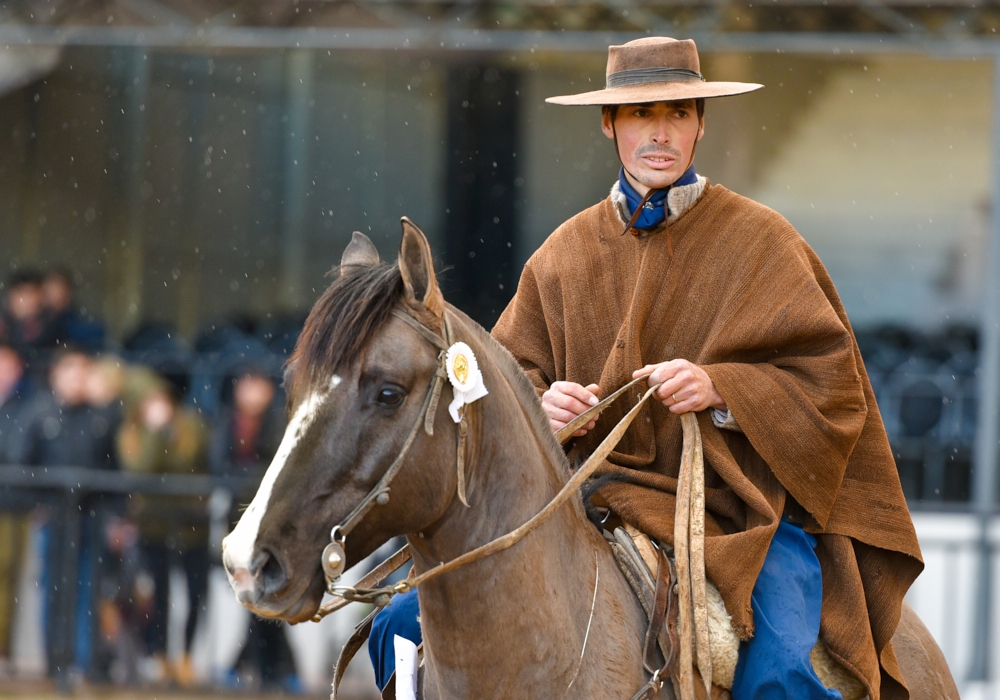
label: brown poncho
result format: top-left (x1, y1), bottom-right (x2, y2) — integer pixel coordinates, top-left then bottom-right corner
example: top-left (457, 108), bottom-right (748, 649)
top-left (491, 183), bottom-right (923, 700)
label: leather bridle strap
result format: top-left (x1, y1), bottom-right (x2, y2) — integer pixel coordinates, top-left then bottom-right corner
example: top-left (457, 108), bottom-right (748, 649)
top-left (392, 309), bottom-right (450, 353)
top-left (313, 543), bottom-right (413, 621)
top-left (673, 411), bottom-right (711, 700)
top-left (335, 358), bottom-right (443, 539)
top-left (319, 309), bottom-right (451, 592)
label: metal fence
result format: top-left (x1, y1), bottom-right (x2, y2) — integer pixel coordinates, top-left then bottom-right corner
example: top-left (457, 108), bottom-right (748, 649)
top-left (908, 510), bottom-right (1000, 697)
top-left (0, 466), bottom-right (261, 691)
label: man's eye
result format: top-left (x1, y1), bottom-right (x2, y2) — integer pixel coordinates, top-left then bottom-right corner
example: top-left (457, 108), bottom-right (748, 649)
top-left (675, 110), bottom-right (688, 118)
top-left (377, 387), bottom-right (405, 406)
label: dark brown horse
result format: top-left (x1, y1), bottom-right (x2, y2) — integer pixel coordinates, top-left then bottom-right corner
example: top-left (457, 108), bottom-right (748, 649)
top-left (222, 219), bottom-right (958, 699)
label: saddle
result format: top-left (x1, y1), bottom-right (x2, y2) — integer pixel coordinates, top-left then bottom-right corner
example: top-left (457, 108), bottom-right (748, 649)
top-left (607, 524), bottom-right (733, 700)
top-left (611, 524), bottom-right (866, 700)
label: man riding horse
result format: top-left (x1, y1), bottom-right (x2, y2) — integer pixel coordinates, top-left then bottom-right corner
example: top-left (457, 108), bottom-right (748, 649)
top-left (369, 36), bottom-right (922, 699)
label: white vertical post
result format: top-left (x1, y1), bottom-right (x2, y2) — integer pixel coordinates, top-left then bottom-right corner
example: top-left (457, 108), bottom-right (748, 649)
top-left (968, 53), bottom-right (1000, 684)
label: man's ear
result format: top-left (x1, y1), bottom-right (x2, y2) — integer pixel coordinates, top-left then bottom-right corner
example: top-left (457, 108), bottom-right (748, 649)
top-left (398, 217), bottom-right (445, 317)
top-left (697, 115), bottom-right (705, 142)
top-left (601, 109), bottom-right (616, 140)
top-left (339, 231), bottom-right (380, 274)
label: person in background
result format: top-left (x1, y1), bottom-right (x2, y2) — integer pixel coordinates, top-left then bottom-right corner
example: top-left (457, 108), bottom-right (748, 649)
top-left (42, 269), bottom-right (105, 351)
top-left (210, 369), bottom-right (298, 691)
top-left (0, 271), bottom-right (57, 361)
top-left (116, 381), bottom-right (208, 686)
top-left (22, 348), bottom-right (121, 679)
top-left (81, 356), bottom-right (169, 682)
top-left (23, 349), bottom-right (117, 471)
top-left (209, 368), bottom-right (283, 478)
top-left (0, 342), bottom-right (35, 464)
top-left (0, 343), bottom-right (34, 667)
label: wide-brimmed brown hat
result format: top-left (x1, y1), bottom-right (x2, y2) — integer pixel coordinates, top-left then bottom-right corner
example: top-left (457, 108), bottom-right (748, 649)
top-left (546, 37), bottom-right (762, 106)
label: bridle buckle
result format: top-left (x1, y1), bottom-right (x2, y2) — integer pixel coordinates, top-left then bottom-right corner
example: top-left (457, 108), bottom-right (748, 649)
top-left (322, 526), bottom-right (348, 588)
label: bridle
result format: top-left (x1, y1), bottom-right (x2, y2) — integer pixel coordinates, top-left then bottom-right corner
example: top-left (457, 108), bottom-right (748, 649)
top-left (317, 307), bottom-right (461, 591)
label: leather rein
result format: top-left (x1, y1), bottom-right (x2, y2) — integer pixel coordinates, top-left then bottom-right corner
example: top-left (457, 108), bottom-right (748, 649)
top-left (314, 306), bottom-right (663, 611)
top-left (313, 307), bottom-right (711, 700)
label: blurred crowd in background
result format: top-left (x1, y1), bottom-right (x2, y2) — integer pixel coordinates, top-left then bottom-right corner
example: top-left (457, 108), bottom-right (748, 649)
top-left (0, 268), bottom-right (301, 691)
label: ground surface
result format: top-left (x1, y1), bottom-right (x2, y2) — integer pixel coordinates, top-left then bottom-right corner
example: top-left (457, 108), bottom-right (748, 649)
top-left (0, 680), bottom-right (355, 699)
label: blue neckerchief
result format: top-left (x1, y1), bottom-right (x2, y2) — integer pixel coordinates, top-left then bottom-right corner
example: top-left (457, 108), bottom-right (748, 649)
top-left (618, 164), bottom-right (698, 230)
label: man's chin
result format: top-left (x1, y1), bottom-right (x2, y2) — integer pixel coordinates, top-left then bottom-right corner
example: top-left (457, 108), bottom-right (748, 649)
top-left (628, 166), bottom-right (684, 191)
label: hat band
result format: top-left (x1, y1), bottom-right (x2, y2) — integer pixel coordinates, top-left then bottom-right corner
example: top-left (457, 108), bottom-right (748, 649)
top-left (606, 67), bottom-right (705, 89)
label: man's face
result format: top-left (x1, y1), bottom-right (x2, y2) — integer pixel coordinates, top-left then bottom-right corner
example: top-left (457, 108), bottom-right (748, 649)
top-left (601, 100), bottom-right (704, 195)
top-left (50, 354), bottom-right (91, 407)
top-left (0, 348), bottom-right (23, 398)
top-left (234, 374), bottom-right (275, 418)
top-left (5, 283), bottom-right (44, 321)
top-left (43, 276), bottom-right (73, 313)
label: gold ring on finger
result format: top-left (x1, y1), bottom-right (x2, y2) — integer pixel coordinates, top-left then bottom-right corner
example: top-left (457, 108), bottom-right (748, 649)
top-left (672, 393), bottom-right (677, 403)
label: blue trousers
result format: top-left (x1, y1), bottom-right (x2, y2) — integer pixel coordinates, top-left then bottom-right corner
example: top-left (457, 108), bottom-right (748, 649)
top-left (369, 586), bottom-right (423, 690)
top-left (731, 519), bottom-right (842, 700)
top-left (369, 519), bottom-right (840, 698)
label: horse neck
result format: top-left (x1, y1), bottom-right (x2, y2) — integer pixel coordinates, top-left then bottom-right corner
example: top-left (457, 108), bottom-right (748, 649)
top-left (409, 335), bottom-right (582, 564)
top-left (407, 346), bottom-right (623, 693)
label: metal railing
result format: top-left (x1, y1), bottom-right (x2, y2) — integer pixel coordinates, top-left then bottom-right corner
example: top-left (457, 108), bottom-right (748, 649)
top-left (0, 465), bottom-right (263, 691)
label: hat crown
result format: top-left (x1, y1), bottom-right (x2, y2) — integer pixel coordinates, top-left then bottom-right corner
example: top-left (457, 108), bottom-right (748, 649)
top-left (606, 37), bottom-right (700, 77)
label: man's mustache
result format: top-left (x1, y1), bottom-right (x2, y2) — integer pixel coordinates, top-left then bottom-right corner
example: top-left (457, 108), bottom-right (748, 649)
top-left (635, 145), bottom-right (682, 158)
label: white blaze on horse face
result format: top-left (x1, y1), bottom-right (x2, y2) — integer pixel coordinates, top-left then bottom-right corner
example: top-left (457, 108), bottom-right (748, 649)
top-left (222, 381), bottom-right (338, 594)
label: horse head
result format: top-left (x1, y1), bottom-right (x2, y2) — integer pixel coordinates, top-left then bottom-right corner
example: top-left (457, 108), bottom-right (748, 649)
top-left (221, 219), bottom-right (466, 622)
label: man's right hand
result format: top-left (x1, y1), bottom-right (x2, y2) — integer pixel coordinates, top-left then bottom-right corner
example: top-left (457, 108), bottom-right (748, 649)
top-left (542, 382), bottom-right (601, 437)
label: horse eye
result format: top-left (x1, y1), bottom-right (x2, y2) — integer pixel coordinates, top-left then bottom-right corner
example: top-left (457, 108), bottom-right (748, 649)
top-left (378, 387), bottom-right (405, 407)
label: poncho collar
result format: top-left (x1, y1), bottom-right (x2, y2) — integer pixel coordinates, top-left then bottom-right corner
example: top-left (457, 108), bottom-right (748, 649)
top-left (618, 164), bottom-right (698, 230)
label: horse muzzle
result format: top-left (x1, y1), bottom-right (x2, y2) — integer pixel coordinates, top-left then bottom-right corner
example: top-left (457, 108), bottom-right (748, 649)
top-left (222, 539), bottom-right (289, 609)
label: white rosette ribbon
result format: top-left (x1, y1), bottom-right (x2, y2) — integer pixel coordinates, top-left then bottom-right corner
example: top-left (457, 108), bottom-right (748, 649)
top-left (445, 341), bottom-right (488, 422)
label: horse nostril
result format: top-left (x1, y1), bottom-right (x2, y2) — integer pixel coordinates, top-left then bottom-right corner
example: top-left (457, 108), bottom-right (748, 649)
top-left (256, 549), bottom-right (288, 596)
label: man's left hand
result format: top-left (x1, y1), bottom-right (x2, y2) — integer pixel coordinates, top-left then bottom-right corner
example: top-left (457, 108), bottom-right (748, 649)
top-left (633, 360), bottom-right (727, 414)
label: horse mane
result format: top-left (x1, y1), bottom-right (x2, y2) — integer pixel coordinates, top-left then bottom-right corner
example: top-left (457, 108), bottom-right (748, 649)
top-left (288, 262), bottom-right (403, 399)
top-left (288, 260), bottom-right (571, 481)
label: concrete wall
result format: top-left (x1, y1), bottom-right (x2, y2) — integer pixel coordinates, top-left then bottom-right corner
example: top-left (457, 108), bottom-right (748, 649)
top-left (753, 54), bottom-right (991, 329)
top-left (0, 48), bottom-right (446, 340)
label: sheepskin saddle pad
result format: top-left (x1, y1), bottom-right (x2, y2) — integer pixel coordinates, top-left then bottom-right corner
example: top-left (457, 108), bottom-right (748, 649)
top-left (608, 526), bottom-right (867, 700)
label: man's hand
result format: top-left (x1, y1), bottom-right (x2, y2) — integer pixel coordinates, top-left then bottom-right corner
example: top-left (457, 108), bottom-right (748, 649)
top-left (633, 360), bottom-right (727, 414)
top-left (542, 382), bottom-right (601, 436)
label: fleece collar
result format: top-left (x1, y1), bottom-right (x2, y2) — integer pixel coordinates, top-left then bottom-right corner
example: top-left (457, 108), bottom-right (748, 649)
top-left (610, 172), bottom-right (708, 229)
top-left (617, 164), bottom-right (698, 230)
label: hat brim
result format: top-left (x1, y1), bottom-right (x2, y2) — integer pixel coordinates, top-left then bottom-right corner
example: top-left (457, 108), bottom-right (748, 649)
top-left (546, 81), bottom-right (763, 106)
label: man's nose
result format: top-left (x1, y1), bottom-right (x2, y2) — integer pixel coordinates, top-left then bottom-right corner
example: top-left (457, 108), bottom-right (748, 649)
top-left (649, 115), bottom-right (674, 143)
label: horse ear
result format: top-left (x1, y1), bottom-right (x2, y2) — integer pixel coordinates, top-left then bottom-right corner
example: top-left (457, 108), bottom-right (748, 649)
top-left (399, 217), bottom-right (444, 317)
top-left (340, 231), bottom-right (380, 273)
